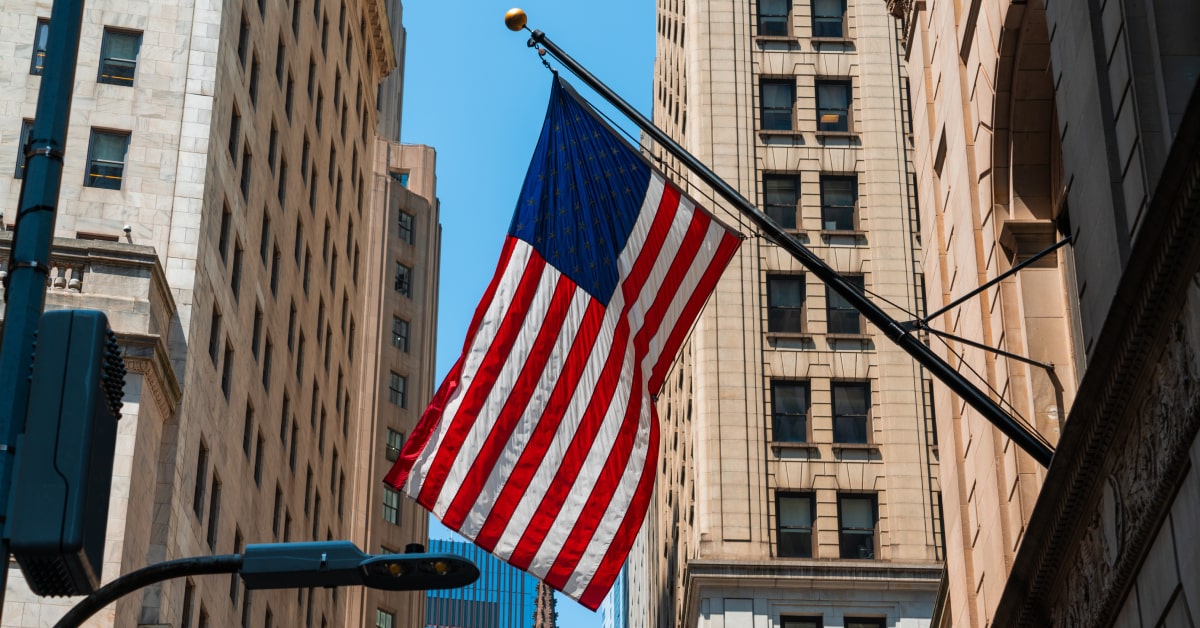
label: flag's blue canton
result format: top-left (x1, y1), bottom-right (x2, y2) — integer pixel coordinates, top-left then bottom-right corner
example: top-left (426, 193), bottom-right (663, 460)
top-left (509, 78), bottom-right (652, 304)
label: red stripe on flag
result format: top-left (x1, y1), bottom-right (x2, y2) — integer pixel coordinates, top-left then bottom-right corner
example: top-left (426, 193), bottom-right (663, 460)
top-left (440, 276), bottom-right (580, 530)
top-left (577, 406), bottom-right (661, 611)
top-left (542, 208), bottom-right (716, 586)
top-left (474, 298), bottom-right (607, 551)
top-left (385, 237), bottom-right (520, 490)
top-left (505, 185), bottom-right (683, 570)
top-left (416, 254), bottom-right (549, 509)
top-left (647, 232), bottom-right (741, 394)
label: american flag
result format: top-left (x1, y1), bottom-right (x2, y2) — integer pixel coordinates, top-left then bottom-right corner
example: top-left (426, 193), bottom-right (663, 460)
top-left (385, 77), bottom-right (741, 609)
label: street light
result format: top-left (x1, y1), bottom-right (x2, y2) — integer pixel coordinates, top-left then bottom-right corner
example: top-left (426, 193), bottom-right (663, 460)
top-left (54, 541), bottom-right (479, 628)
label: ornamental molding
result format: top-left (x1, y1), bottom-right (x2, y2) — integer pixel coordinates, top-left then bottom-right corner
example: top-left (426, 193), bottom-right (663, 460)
top-left (120, 333), bottom-right (182, 420)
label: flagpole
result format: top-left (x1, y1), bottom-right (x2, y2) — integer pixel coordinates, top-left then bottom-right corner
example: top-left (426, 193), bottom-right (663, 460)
top-left (505, 10), bottom-right (1055, 467)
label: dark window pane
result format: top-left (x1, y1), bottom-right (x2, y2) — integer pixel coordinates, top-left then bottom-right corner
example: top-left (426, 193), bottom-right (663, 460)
top-left (812, 0), bottom-right (846, 37)
top-left (760, 80), bottom-right (795, 131)
top-left (31, 20), bottom-right (49, 75)
top-left (816, 80), bottom-right (851, 132)
top-left (99, 29), bottom-right (141, 86)
top-left (820, 175), bottom-right (857, 230)
top-left (832, 381), bottom-right (869, 443)
top-left (86, 130), bottom-right (130, 190)
top-left (758, 0), bottom-right (790, 36)
top-left (782, 618), bottom-right (822, 628)
top-left (777, 493), bottom-right (813, 558)
top-left (826, 274), bottom-right (863, 334)
top-left (764, 174), bottom-right (799, 229)
top-left (772, 381), bottom-right (809, 442)
top-left (839, 494), bottom-right (876, 558)
top-left (15, 119), bottom-right (32, 179)
top-left (767, 275), bottom-right (805, 333)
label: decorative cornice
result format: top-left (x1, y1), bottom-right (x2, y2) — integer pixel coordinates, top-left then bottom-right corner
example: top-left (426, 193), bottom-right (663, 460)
top-left (119, 332), bottom-right (182, 420)
top-left (363, 0), bottom-right (397, 81)
top-left (994, 87), bottom-right (1200, 625)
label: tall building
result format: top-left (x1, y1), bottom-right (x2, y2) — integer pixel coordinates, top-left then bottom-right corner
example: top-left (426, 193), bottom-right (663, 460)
top-left (0, 0), bottom-right (440, 625)
top-left (632, 0), bottom-right (943, 626)
top-left (890, 0), bottom-right (1200, 625)
top-left (424, 538), bottom-right (539, 628)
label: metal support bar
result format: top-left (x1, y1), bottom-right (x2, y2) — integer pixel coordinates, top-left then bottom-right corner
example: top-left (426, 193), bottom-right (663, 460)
top-left (525, 28), bottom-right (1055, 467)
top-left (924, 327), bottom-right (1055, 371)
top-left (922, 237), bottom-right (1070, 324)
top-left (0, 0), bottom-right (87, 616)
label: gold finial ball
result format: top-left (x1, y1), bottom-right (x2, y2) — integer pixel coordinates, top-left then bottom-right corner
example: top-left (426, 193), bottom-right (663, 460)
top-left (504, 8), bottom-right (528, 31)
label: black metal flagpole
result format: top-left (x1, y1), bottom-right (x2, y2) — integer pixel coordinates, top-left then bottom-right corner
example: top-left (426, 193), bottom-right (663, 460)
top-left (504, 10), bottom-right (1055, 467)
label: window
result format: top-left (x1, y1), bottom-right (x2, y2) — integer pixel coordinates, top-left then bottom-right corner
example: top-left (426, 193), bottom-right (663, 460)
top-left (278, 157), bottom-right (289, 205)
top-left (757, 0), bottom-right (790, 36)
top-left (315, 90), bottom-right (324, 132)
top-left (240, 147), bottom-right (253, 200)
top-left (208, 305), bottom-right (222, 366)
top-left (760, 79), bottom-right (795, 131)
top-left (838, 494), bottom-right (877, 558)
top-left (826, 274), bottom-right (864, 334)
top-left (265, 608), bottom-right (273, 628)
top-left (782, 618), bottom-right (823, 628)
top-left (376, 609), bottom-right (395, 628)
top-left (218, 205), bottom-right (233, 261)
top-left (391, 317), bottom-right (409, 352)
top-left (228, 106), bottom-right (241, 163)
top-left (812, 0), bottom-right (847, 38)
top-left (221, 342), bottom-right (234, 399)
top-left (767, 275), bottom-right (805, 333)
top-left (820, 175), bottom-right (857, 231)
top-left (385, 428), bottom-right (404, 462)
top-left (98, 29), bottom-right (141, 85)
top-left (251, 306), bottom-right (263, 359)
top-left (845, 619), bottom-right (885, 628)
top-left (268, 123), bottom-right (279, 173)
top-left (397, 211), bottom-right (414, 243)
top-left (273, 485), bottom-right (283, 536)
top-left (303, 248), bottom-right (312, 294)
top-left (816, 79), bottom-right (852, 132)
top-left (388, 372), bottom-right (406, 408)
top-left (192, 440), bottom-right (209, 518)
top-left (231, 529), bottom-right (244, 603)
top-left (394, 262), bottom-right (411, 296)
top-left (237, 14), bottom-right (250, 68)
top-left (771, 380), bottom-right (810, 442)
top-left (242, 402), bottom-right (255, 457)
top-left (289, 421), bottom-right (298, 470)
top-left (262, 338), bottom-right (273, 388)
top-left (832, 381), bottom-right (869, 443)
top-left (206, 474), bottom-right (222, 549)
top-left (382, 487), bottom-right (400, 524)
top-left (286, 73), bottom-right (295, 121)
top-left (275, 37), bottom-right (286, 83)
top-left (777, 493), bottom-right (814, 558)
top-left (321, 18), bottom-right (329, 55)
top-left (253, 433), bottom-right (265, 485)
top-left (181, 580), bottom-right (196, 628)
top-left (231, 241), bottom-right (243, 301)
top-left (764, 173), bottom-right (800, 229)
top-left (30, 19), bottom-right (50, 75)
top-left (85, 129), bottom-right (130, 189)
top-left (15, 119), bottom-right (32, 179)
top-left (259, 214), bottom-right (271, 262)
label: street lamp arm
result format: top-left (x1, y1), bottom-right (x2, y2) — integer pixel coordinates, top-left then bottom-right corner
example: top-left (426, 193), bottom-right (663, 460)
top-left (54, 554), bottom-right (243, 628)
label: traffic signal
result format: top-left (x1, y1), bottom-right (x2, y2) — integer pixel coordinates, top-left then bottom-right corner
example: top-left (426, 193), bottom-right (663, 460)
top-left (9, 310), bottom-right (125, 596)
top-left (240, 541), bottom-right (480, 591)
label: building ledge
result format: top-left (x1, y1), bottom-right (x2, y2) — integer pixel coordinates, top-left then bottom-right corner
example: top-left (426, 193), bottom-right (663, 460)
top-left (684, 558), bottom-right (943, 589)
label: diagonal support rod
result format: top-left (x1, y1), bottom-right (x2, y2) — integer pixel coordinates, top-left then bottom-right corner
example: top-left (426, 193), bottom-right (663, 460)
top-left (924, 327), bottom-right (1055, 371)
top-left (922, 237), bottom-right (1071, 325)
top-left (524, 28), bottom-right (1055, 467)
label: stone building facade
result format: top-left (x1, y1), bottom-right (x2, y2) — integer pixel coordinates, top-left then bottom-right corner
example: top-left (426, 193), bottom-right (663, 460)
top-left (0, 0), bottom-right (440, 625)
top-left (630, 0), bottom-right (945, 625)
top-left (889, 0), bottom-right (1200, 625)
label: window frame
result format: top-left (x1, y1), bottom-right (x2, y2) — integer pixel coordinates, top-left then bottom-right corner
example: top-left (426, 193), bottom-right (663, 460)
top-left (15, 119), bottom-right (33, 179)
top-left (825, 274), bottom-right (865, 335)
top-left (782, 617), bottom-right (824, 628)
top-left (388, 372), bottom-right (406, 408)
top-left (98, 28), bottom-right (142, 86)
top-left (759, 77), bottom-right (796, 132)
top-left (837, 493), bottom-right (878, 559)
top-left (831, 380), bottom-right (871, 444)
top-left (819, 174), bottom-right (859, 232)
top-left (811, 0), bottom-right (848, 39)
top-left (391, 317), bottom-right (409, 352)
top-left (763, 172), bottom-right (801, 229)
top-left (397, 211), bottom-right (415, 244)
top-left (30, 19), bottom-right (49, 75)
top-left (84, 128), bottom-right (131, 190)
top-left (771, 379), bottom-right (811, 443)
top-left (815, 78), bottom-right (853, 133)
top-left (766, 274), bottom-right (806, 334)
top-left (394, 261), bottom-right (412, 297)
top-left (385, 428), bottom-right (404, 462)
top-left (756, 0), bottom-right (791, 37)
top-left (382, 487), bottom-right (400, 524)
top-left (776, 492), bottom-right (815, 558)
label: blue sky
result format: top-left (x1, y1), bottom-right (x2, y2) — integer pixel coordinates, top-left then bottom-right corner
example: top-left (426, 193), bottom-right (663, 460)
top-left (397, 2), bottom-right (656, 625)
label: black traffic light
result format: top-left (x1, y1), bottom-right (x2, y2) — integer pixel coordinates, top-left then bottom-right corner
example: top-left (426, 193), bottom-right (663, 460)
top-left (240, 541), bottom-right (480, 591)
top-left (9, 310), bottom-right (125, 596)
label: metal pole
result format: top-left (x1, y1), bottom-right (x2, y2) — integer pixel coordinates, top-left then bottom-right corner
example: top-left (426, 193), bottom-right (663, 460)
top-left (0, 0), bottom-right (87, 614)
top-left (524, 29), bottom-right (1055, 467)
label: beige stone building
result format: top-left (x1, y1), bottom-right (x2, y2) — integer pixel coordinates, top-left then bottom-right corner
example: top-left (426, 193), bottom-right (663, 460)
top-left (890, 0), bottom-right (1200, 625)
top-left (631, 0), bottom-right (944, 626)
top-left (0, 0), bottom-right (441, 625)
